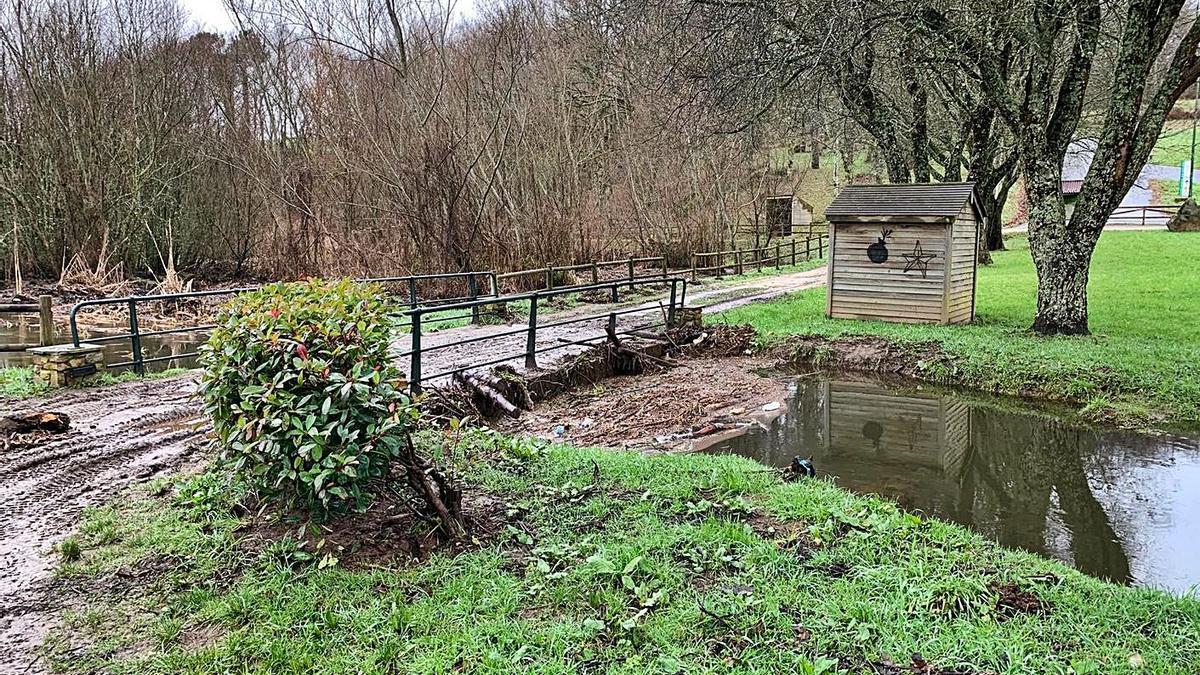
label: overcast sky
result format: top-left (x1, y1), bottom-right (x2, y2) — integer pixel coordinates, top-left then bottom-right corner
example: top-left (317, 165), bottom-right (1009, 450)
top-left (181, 0), bottom-right (236, 32)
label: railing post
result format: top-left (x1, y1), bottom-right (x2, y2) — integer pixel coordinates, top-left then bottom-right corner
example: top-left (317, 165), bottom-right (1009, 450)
top-left (735, 250), bottom-right (743, 275)
top-left (489, 272), bottom-right (498, 297)
top-left (806, 236), bottom-right (812, 259)
top-left (791, 240), bottom-right (797, 265)
top-left (545, 266), bottom-right (554, 291)
top-left (407, 278), bottom-right (418, 310)
top-left (690, 253), bottom-right (697, 282)
top-left (661, 255), bottom-right (668, 278)
top-left (610, 283), bottom-right (619, 304)
top-left (525, 294), bottom-right (539, 369)
top-left (468, 274), bottom-right (480, 324)
top-left (627, 258), bottom-right (635, 288)
top-left (38, 295), bottom-right (55, 346)
top-left (410, 311), bottom-right (422, 394)
top-left (128, 299), bottom-right (144, 376)
top-left (668, 280), bottom-right (677, 326)
top-left (591, 262), bottom-right (599, 285)
top-left (775, 243), bottom-right (781, 270)
top-left (755, 248), bottom-right (762, 272)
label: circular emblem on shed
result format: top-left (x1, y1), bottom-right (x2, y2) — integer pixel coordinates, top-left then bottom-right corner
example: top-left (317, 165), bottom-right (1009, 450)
top-left (866, 228), bottom-right (892, 264)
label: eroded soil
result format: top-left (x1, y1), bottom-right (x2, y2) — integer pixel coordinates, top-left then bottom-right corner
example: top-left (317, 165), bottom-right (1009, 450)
top-left (0, 375), bottom-right (207, 675)
top-left (501, 355), bottom-right (791, 450)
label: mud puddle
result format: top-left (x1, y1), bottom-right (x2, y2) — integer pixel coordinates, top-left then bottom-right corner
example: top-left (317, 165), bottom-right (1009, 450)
top-left (702, 375), bottom-right (1200, 594)
top-left (0, 374), bottom-right (207, 674)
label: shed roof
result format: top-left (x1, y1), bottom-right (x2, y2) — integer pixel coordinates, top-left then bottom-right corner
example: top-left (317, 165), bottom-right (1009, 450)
top-left (825, 182), bottom-right (977, 221)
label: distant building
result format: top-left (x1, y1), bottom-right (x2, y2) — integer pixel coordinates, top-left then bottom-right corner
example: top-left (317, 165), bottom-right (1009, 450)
top-left (763, 194), bottom-right (814, 236)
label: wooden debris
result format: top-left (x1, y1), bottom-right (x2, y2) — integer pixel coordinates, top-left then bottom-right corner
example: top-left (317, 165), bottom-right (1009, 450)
top-left (1, 412), bottom-right (71, 435)
top-left (453, 372), bottom-right (523, 418)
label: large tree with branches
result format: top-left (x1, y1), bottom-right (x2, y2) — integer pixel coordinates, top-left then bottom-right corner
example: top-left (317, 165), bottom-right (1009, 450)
top-left (923, 0), bottom-right (1200, 334)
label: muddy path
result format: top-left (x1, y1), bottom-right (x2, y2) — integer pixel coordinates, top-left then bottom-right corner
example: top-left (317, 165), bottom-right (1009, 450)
top-left (0, 376), bottom-right (207, 675)
top-left (0, 265), bottom-right (827, 673)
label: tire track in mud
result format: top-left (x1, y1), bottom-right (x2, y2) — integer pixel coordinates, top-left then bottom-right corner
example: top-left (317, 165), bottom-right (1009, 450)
top-left (0, 375), bottom-right (207, 675)
top-left (0, 266), bottom-right (828, 673)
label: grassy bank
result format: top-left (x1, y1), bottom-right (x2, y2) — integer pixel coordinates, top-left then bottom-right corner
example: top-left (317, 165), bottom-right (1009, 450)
top-left (717, 232), bottom-right (1200, 428)
top-left (44, 431), bottom-right (1200, 674)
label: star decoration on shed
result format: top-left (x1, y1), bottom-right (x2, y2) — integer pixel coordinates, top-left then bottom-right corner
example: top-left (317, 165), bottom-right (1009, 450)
top-left (901, 240), bottom-right (937, 278)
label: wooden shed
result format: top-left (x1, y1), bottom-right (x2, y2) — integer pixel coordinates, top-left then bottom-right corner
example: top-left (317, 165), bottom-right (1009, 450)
top-left (824, 182), bottom-right (980, 324)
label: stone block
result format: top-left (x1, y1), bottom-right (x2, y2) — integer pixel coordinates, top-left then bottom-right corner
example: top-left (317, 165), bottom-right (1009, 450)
top-left (26, 343), bottom-right (107, 387)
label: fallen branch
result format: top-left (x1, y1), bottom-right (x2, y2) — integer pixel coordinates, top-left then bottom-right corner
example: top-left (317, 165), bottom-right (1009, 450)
top-left (0, 412), bottom-right (70, 434)
top-left (453, 372), bottom-right (522, 418)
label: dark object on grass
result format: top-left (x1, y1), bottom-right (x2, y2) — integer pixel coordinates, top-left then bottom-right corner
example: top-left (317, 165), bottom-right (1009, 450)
top-left (1167, 199), bottom-right (1200, 232)
top-left (787, 456), bottom-right (816, 479)
top-left (1, 411), bottom-right (71, 434)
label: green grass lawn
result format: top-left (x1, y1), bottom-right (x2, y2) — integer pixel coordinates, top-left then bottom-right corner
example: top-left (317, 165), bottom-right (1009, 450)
top-left (1151, 120), bottom-right (1198, 168)
top-left (717, 232), bottom-right (1200, 428)
top-left (43, 430), bottom-right (1200, 674)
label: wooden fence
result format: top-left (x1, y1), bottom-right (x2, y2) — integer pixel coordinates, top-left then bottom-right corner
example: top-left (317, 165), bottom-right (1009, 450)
top-left (495, 256), bottom-right (668, 293)
top-left (690, 235), bottom-right (828, 280)
top-left (0, 295), bottom-right (56, 351)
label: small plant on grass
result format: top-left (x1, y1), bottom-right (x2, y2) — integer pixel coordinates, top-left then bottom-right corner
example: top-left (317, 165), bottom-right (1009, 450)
top-left (199, 279), bottom-right (462, 531)
top-left (58, 537), bottom-right (82, 562)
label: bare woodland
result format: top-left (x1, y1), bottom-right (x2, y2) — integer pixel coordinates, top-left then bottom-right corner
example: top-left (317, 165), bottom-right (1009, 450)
top-left (0, 0), bottom-right (794, 288)
top-left (2, 0), bottom-right (1198, 335)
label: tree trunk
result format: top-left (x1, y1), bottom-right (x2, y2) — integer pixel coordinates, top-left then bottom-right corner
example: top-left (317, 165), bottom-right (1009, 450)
top-left (1024, 167), bottom-right (1097, 335)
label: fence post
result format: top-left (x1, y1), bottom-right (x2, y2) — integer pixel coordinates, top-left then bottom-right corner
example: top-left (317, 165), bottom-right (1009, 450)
top-left (735, 250), bottom-right (743, 275)
top-left (407, 278), bottom-right (418, 310)
top-left (525, 294), bottom-right (539, 369)
top-left (661, 256), bottom-right (668, 278)
top-left (668, 280), bottom-right (677, 326)
top-left (591, 262), bottom-right (599, 285)
top-left (410, 312), bottom-right (422, 394)
top-left (791, 240), bottom-right (797, 265)
top-left (755, 248), bottom-right (762, 273)
top-left (610, 283), bottom-right (619, 304)
top-left (128, 299), bottom-right (144, 376)
top-left (627, 258), bottom-right (635, 288)
top-left (774, 243), bottom-right (781, 270)
top-left (468, 274), bottom-right (480, 324)
top-left (806, 237), bottom-right (811, 259)
top-left (545, 266), bottom-right (554, 291)
top-left (489, 272), bottom-right (498, 297)
top-left (38, 295), bottom-right (55, 346)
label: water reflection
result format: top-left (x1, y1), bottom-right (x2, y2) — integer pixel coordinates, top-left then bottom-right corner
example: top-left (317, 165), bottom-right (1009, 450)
top-left (706, 377), bottom-right (1200, 594)
top-left (0, 320), bottom-right (205, 372)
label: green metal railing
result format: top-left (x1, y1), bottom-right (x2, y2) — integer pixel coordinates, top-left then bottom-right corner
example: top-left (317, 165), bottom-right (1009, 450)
top-left (397, 276), bottom-right (687, 393)
top-left (68, 272), bottom-right (497, 374)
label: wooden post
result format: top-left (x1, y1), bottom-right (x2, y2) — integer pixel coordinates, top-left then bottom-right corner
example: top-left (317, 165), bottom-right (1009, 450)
top-left (661, 256), bottom-right (668, 278)
top-left (735, 250), bottom-right (743, 275)
top-left (774, 243), bottom-right (781, 270)
top-left (38, 295), bottom-right (54, 346)
top-left (791, 240), bottom-right (797, 265)
top-left (690, 253), bottom-right (697, 281)
top-left (627, 258), bottom-right (634, 288)
top-left (545, 266), bottom-right (554, 291)
top-left (806, 237), bottom-right (811, 259)
top-left (755, 248), bottom-right (762, 272)
top-left (591, 262), bottom-right (599, 285)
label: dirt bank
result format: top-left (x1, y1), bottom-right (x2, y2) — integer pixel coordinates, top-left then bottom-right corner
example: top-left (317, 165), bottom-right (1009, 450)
top-left (0, 375), bottom-right (207, 675)
top-left (501, 355), bottom-right (792, 450)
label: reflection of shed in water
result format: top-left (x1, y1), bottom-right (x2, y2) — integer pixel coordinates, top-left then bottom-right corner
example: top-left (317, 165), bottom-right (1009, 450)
top-left (821, 380), bottom-right (971, 488)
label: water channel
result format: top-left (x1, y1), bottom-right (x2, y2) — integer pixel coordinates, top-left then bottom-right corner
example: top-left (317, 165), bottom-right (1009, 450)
top-left (703, 375), bottom-right (1200, 595)
top-left (0, 315), bottom-right (204, 371)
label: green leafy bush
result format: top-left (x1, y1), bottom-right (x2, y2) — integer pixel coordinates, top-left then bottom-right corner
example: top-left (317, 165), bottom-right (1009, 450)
top-left (199, 279), bottom-right (412, 516)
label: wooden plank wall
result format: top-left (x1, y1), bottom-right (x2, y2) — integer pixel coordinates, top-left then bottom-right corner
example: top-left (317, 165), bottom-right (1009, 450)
top-left (828, 221), bottom-right (949, 323)
top-left (947, 204), bottom-right (978, 323)
top-left (824, 381), bottom-right (972, 476)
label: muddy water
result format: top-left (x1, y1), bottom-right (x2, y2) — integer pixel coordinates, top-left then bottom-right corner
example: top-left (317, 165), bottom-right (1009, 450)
top-left (0, 318), bottom-right (205, 371)
top-left (703, 376), bottom-right (1200, 594)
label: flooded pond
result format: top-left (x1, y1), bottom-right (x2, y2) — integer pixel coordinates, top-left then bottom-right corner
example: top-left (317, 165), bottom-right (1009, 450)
top-left (704, 376), bottom-right (1200, 594)
top-left (0, 317), bottom-right (206, 372)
